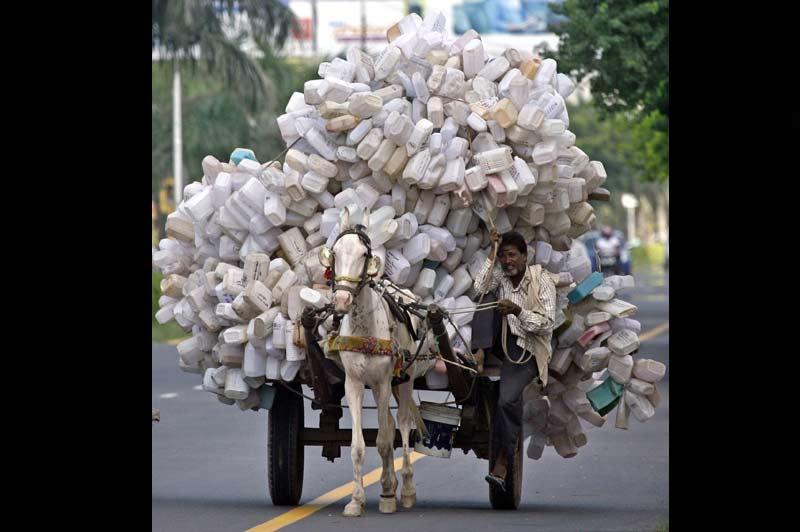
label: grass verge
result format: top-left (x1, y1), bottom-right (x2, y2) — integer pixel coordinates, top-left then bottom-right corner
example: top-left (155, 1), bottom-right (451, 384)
top-left (631, 243), bottom-right (666, 266)
top-left (152, 271), bottom-right (189, 344)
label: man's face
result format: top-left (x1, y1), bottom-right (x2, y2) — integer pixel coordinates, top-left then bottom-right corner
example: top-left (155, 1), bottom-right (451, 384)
top-left (499, 244), bottom-right (527, 277)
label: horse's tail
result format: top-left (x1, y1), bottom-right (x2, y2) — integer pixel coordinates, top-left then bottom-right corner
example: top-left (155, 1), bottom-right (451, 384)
top-left (409, 398), bottom-right (429, 439)
top-left (392, 384), bottom-right (429, 439)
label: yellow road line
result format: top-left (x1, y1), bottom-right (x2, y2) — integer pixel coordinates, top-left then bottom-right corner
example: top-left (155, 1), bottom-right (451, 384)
top-left (239, 322), bottom-right (668, 531)
top-left (246, 451), bottom-right (426, 532)
top-left (164, 337), bottom-right (186, 346)
top-left (639, 321), bottom-right (669, 342)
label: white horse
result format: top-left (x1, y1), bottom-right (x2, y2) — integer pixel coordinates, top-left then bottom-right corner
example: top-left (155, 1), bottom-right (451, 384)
top-left (320, 208), bottom-right (434, 517)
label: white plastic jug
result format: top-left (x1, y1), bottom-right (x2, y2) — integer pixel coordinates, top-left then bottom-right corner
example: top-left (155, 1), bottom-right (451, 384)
top-left (442, 247), bottom-right (464, 273)
top-left (586, 311), bottom-right (612, 326)
top-left (627, 378), bottom-right (654, 396)
top-left (219, 344), bottom-right (244, 368)
top-left (280, 360), bottom-right (303, 382)
top-left (419, 225), bottom-right (456, 252)
top-left (413, 267), bottom-right (437, 298)
top-left (624, 390), bottom-right (655, 422)
top-left (272, 314), bottom-right (287, 349)
top-left (413, 189), bottom-right (436, 224)
top-left (284, 320), bottom-right (305, 362)
top-left (608, 329), bottom-right (640, 356)
top-left (576, 346), bottom-right (611, 372)
top-left (604, 275), bottom-right (636, 291)
top-left (384, 248), bottom-right (411, 285)
top-left (608, 354), bottom-right (634, 384)
top-left (427, 194), bottom-right (451, 226)
top-left (557, 313), bottom-right (585, 348)
top-left (632, 359), bottom-right (666, 383)
top-left (534, 240), bottom-right (553, 266)
top-left (592, 285), bottom-right (615, 301)
top-left (243, 342), bottom-right (268, 377)
top-left (264, 334), bottom-right (285, 359)
top-left (263, 195), bottom-right (287, 226)
top-left (223, 368), bottom-right (249, 400)
top-left (447, 266), bottom-right (472, 299)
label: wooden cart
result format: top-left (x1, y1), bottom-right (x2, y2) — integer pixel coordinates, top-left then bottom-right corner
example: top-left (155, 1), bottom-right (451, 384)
top-left (265, 303), bottom-right (524, 510)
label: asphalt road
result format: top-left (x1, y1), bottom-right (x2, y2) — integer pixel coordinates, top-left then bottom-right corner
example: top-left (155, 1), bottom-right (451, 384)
top-left (153, 269), bottom-right (669, 532)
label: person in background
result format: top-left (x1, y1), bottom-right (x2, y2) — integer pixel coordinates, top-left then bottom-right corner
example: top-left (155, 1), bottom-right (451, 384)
top-left (596, 225), bottom-right (624, 276)
top-left (473, 230), bottom-right (556, 491)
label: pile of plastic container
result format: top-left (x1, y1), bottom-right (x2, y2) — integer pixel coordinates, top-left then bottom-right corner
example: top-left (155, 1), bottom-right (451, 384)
top-left (153, 10), bottom-right (666, 459)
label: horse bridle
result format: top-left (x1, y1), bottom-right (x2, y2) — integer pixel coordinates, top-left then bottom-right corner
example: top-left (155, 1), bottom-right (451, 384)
top-left (325, 225), bottom-right (374, 299)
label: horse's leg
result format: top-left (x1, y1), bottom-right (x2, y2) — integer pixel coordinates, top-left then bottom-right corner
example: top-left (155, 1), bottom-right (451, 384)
top-left (395, 378), bottom-right (417, 509)
top-left (343, 375), bottom-right (366, 517)
top-left (373, 379), bottom-right (398, 513)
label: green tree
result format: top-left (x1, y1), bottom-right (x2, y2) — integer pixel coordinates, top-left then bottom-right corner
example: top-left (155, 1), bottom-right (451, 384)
top-left (152, 0), bottom-right (296, 235)
top-left (152, 0), bottom-right (296, 109)
top-left (152, 53), bottom-right (321, 192)
top-left (568, 101), bottom-right (668, 236)
top-left (549, 0), bottom-right (668, 119)
top-left (548, 0), bottom-right (668, 182)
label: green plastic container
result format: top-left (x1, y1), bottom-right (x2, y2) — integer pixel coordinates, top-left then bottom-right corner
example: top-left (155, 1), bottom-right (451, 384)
top-left (567, 271), bottom-right (604, 304)
top-left (586, 377), bottom-right (625, 416)
top-left (257, 384), bottom-right (276, 410)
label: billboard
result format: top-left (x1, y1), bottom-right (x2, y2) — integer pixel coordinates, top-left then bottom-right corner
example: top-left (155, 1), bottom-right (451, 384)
top-left (283, 0), bottom-right (564, 58)
top-left (452, 0), bottom-right (566, 35)
top-left (286, 1), bottom-right (408, 56)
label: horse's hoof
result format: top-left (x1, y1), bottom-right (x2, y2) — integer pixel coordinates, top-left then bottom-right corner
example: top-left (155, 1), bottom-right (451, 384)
top-left (401, 492), bottom-right (416, 509)
top-left (343, 501), bottom-right (363, 517)
top-left (379, 495), bottom-right (397, 514)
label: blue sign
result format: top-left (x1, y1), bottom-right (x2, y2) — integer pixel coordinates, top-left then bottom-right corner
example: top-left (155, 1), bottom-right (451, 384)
top-left (452, 0), bottom-right (566, 35)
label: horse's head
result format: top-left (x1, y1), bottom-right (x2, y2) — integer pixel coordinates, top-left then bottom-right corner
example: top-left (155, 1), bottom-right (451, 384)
top-left (319, 207), bottom-right (381, 315)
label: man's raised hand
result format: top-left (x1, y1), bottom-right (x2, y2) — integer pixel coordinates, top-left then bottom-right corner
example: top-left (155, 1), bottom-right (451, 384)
top-left (497, 299), bottom-right (521, 316)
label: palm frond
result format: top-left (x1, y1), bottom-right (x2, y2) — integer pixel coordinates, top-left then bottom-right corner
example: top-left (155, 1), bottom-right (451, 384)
top-left (219, 0), bottom-right (298, 49)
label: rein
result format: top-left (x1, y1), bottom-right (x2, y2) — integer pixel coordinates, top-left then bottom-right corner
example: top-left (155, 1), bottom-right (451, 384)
top-left (330, 225), bottom-right (374, 300)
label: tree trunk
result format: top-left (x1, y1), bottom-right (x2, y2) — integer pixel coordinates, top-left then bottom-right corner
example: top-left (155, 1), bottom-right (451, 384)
top-left (311, 0), bottom-right (318, 55)
top-left (655, 184), bottom-right (668, 245)
top-left (173, 62), bottom-right (183, 206)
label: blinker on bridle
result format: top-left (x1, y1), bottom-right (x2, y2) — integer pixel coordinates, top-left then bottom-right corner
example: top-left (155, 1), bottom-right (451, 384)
top-left (320, 224), bottom-right (375, 299)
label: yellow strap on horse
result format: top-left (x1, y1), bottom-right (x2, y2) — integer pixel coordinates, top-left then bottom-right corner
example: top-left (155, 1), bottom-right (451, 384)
top-left (326, 335), bottom-right (395, 357)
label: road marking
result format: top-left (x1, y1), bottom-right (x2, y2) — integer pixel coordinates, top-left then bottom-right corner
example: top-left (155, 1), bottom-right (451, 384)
top-left (639, 321), bottom-right (669, 342)
top-left (246, 451), bottom-right (426, 532)
top-left (632, 294), bottom-right (668, 302)
top-left (165, 337), bottom-right (187, 346)
top-left (245, 322), bottom-right (668, 530)
top-left (193, 385), bottom-right (203, 391)
top-left (159, 393), bottom-right (178, 399)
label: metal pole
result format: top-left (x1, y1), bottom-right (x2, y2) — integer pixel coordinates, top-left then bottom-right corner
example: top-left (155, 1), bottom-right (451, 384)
top-left (311, 0), bottom-right (318, 55)
top-left (172, 62), bottom-right (183, 207)
top-left (626, 207), bottom-right (636, 244)
top-left (360, 0), bottom-right (367, 52)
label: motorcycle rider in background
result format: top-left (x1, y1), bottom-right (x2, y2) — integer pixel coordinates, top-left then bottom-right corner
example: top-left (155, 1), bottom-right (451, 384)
top-left (596, 225), bottom-right (624, 276)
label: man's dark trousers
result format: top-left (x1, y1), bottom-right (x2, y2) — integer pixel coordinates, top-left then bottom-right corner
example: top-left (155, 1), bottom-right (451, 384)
top-left (490, 310), bottom-right (539, 467)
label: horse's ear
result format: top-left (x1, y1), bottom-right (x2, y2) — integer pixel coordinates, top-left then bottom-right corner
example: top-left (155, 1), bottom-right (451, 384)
top-left (367, 254), bottom-right (381, 277)
top-left (319, 246), bottom-right (333, 267)
top-left (340, 206), bottom-right (350, 230)
top-left (362, 208), bottom-right (370, 230)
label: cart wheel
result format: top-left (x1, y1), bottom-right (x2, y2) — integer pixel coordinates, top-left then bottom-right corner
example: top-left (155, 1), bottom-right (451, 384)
top-left (489, 438), bottom-right (523, 510)
top-left (268, 383), bottom-right (305, 505)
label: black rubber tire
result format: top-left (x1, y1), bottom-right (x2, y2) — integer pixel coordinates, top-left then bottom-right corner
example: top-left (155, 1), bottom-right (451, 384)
top-left (268, 383), bottom-right (305, 506)
top-left (489, 438), bottom-right (523, 510)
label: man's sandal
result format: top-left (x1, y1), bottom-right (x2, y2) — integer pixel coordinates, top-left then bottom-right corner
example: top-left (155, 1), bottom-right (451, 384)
top-left (485, 474), bottom-right (506, 492)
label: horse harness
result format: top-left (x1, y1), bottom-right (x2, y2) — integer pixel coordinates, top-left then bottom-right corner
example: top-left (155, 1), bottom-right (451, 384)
top-left (320, 225), bottom-right (396, 360)
top-left (326, 225), bottom-right (374, 299)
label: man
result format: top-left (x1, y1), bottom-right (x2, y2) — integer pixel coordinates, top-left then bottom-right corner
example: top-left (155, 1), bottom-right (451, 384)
top-left (596, 225), bottom-right (623, 275)
top-left (473, 230), bottom-right (556, 491)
